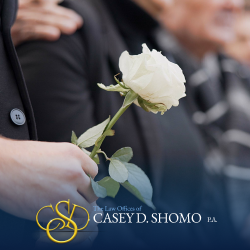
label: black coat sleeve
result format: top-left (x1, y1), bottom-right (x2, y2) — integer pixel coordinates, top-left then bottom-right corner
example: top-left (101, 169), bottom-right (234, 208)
top-left (16, 1), bottom-right (103, 142)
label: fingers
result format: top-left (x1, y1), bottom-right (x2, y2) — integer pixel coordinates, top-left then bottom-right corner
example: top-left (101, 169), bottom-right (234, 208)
top-left (12, 24), bottom-right (61, 46)
top-left (45, 4), bottom-right (83, 29)
top-left (79, 153), bottom-right (98, 179)
top-left (43, 203), bottom-right (101, 245)
top-left (48, 143), bottom-right (98, 205)
top-left (37, 0), bottom-right (64, 5)
top-left (72, 147), bottom-right (98, 204)
top-left (36, 204), bottom-right (69, 223)
top-left (75, 182), bottom-right (98, 209)
top-left (65, 144), bottom-right (98, 179)
top-left (13, 0), bottom-right (83, 46)
top-left (19, 0), bottom-right (33, 8)
top-left (70, 208), bottom-right (103, 245)
top-left (34, 186), bottom-right (101, 246)
top-left (18, 0), bottom-right (83, 27)
top-left (16, 9), bottom-right (81, 35)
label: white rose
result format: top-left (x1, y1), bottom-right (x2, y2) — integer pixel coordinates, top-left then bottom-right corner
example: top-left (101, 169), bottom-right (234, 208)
top-left (119, 43), bottom-right (186, 113)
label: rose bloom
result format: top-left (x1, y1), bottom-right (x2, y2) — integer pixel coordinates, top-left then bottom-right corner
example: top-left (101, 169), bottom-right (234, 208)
top-left (119, 44), bottom-right (186, 112)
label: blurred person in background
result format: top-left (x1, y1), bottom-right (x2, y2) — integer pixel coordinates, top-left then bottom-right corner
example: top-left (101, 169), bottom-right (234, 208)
top-left (152, 0), bottom-right (250, 247)
top-left (14, 0), bottom-right (250, 249)
top-left (224, 0), bottom-right (250, 67)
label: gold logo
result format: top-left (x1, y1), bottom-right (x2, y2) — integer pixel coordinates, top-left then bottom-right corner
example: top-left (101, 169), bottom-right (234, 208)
top-left (36, 200), bottom-right (90, 244)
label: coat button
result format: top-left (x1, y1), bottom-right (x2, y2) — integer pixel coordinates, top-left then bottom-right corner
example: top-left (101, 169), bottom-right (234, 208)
top-left (10, 109), bottom-right (26, 126)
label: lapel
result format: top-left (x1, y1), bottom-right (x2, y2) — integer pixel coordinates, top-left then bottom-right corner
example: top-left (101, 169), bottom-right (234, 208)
top-left (1, 0), bottom-right (37, 140)
top-left (92, 0), bottom-right (165, 198)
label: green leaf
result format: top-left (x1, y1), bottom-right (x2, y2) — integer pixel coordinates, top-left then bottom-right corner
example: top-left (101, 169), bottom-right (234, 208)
top-left (71, 131), bottom-right (78, 145)
top-left (97, 83), bottom-right (129, 93)
top-left (109, 159), bottom-right (128, 183)
top-left (90, 178), bottom-right (107, 198)
top-left (82, 148), bottom-right (100, 164)
top-left (95, 129), bottom-right (115, 146)
top-left (122, 181), bottom-right (155, 210)
top-left (77, 117), bottom-right (110, 148)
top-left (112, 147), bottom-right (133, 163)
top-left (98, 177), bottom-right (120, 198)
top-left (123, 90), bottom-right (138, 108)
top-left (121, 181), bottom-right (155, 209)
top-left (124, 163), bottom-right (153, 200)
top-left (122, 162), bottom-right (155, 210)
top-left (122, 181), bottom-right (143, 201)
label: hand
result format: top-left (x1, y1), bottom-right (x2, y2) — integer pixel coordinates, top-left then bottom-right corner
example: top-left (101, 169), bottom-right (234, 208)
top-left (36, 201), bottom-right (102, 247)
top-left (11, 0), bottom-right (83, 46)
top-left (0, 137), bottom-right (98, 222)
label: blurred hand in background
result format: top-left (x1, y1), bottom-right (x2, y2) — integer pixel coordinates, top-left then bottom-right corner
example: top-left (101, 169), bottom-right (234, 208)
top-left (11, 0), bottom-right (83, 46)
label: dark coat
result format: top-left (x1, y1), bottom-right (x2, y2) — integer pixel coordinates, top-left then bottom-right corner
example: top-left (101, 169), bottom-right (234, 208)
top-left (0, 0), bottom-right (36, 140)
top-left (0, 0), bottom-right (37, 249)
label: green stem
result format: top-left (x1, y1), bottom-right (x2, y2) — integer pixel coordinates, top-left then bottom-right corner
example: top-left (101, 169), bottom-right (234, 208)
top-left (90, 104), bottom-right (131, 159)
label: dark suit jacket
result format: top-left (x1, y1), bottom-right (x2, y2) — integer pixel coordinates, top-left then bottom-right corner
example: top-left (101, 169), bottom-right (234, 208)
top-left (0, 0), bottom-right (36, 140)
top-left (16, 0), bottom-right (239, 249)
top-left (0, 0), bottom-right (37, 249)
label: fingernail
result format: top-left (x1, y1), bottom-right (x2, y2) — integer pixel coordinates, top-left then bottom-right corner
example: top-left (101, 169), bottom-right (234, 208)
top-left (76, 17), bottom-right (84, 27)
top-left (64, 21), bottom-right (76, 29)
